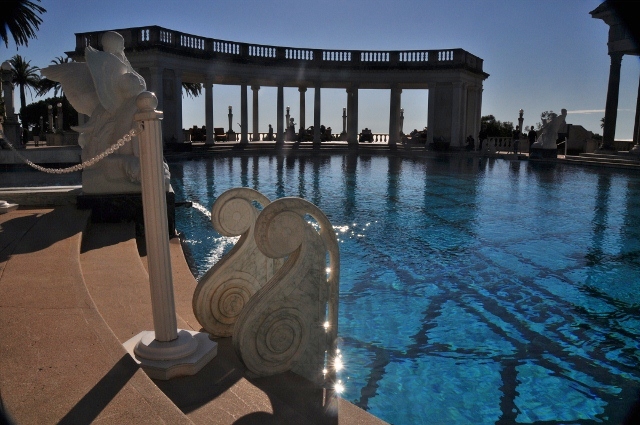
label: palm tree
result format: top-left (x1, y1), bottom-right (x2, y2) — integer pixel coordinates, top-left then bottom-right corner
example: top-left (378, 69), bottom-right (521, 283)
top-left (36, 56), bottom-right (70, 97)
top-left (0, 0), bottom-right (46, 48)
top-left (182, 82), bottom-right (202, 98)
top-left (9, 54), bottom-right (40, 112)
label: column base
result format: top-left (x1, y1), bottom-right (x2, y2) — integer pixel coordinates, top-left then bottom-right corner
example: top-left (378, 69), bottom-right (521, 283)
top-left (124, 329), bottom-right (218, 380)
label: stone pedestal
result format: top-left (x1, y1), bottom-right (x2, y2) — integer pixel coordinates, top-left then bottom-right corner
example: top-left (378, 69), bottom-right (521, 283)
top-left (529, 147), bottom-right (558, 159)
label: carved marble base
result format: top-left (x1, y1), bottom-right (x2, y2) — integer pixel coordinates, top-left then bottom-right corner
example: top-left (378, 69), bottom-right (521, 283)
top-left (77, 190), bottom-right (175, 236)
top-left (123, 330), bottom-right (217, 380)
top-left (529, 147), bottom-right (557, 159)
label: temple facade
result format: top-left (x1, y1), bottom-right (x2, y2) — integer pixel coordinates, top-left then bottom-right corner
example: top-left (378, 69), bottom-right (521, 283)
top-left (69, 26), bottom-right (489, 149)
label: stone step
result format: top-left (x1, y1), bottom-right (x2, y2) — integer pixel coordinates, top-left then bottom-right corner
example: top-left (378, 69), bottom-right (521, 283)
top-left (0, 207), bottom-right (193, 425)
top-left (562, 155), bottom-right (640, 169)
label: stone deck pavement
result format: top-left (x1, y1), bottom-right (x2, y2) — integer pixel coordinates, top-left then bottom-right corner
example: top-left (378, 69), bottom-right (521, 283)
top-left (0, 206), bottom-right (386, 425)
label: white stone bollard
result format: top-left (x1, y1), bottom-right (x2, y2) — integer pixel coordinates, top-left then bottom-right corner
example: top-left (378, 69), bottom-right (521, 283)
top-left (123, 91), bottom-right (217, 380)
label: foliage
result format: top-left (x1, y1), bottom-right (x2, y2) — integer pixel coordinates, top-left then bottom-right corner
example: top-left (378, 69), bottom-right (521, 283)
top-left (0, 0), bottom-right (46, 48)
top-left (480, 115), bottom-right (515, 137)
top-left (9, 54), bottom-right (40, 111)
top-left (536, 110), bottom-right (557, 130)
top-left (20, 96), bottom-right (77, 133)
top-left (600, 116), bottom-right (604, 129)
top-left (182, 82), bottom-right (202, 98)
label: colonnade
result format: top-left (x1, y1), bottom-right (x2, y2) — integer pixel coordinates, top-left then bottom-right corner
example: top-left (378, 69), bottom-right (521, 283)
top-left (71, 26), bottom-right (489, 149)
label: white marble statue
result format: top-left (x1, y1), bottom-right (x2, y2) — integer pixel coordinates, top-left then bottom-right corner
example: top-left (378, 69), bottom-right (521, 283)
top-left (532, 109), bottom-right (567, 150)
top-left (41, 31), bottom-right (167, 194)
top-left (233, 195), bottom-right (340, 386)
top-left (193, 188), bottom-right (283, 337)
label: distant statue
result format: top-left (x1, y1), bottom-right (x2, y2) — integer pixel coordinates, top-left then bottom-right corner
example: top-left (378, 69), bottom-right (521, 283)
top-left (285, 117), bottom-right (296, 141)
top-left (265, 124), bottom-right (274, 141)
top-left (41, 31), bottom-right (167, 194)
top-left (532, 109), bottom-right (567, 150)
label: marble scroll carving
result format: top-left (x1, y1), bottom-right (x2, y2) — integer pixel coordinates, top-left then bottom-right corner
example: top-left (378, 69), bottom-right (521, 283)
top-left (233, 196), bottom-right (340, 386)
top-left (193, 188), bottom-right (283, 337)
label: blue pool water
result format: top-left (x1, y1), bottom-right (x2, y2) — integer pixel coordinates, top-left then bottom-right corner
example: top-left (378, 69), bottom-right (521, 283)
top-left (169, 154), bottom-right (640, 425)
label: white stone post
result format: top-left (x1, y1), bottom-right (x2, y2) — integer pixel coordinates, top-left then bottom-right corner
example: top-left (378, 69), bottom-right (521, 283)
top-left (124, 91), bottom-right (217, 380)
top-left (47, 104), bottom-right (54, 133)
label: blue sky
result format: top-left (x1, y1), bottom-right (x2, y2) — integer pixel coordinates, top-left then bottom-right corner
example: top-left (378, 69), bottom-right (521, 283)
top-left (3, 0), bottom-right (639, 139)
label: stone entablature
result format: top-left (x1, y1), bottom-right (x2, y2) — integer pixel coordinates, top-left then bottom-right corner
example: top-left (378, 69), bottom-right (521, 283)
top-left (72, 26), bottom-right (486, 78)
top-left (66, 26), bottom-right (488, 149)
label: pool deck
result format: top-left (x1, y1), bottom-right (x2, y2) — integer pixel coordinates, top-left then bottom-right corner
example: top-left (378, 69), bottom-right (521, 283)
top-left (0, 203), bottom-right (388, 425)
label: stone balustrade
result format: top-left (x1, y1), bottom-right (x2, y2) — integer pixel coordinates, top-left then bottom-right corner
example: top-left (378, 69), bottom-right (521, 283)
top-left (206, 132), bottom-right (392, 143)
top-left (73, 26), bottom-right (484, 73)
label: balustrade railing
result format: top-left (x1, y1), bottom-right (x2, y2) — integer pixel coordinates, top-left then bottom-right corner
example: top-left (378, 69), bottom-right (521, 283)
top-left (205, 132), bottom-right (392, 143)
top-left (73, 26), bottom-right (485, 73)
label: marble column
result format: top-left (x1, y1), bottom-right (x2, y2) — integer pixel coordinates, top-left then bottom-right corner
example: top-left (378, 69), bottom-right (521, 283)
top-left (252, 85), bottom-right (260, 141)
top-left (388, 85), bottom-right (402, 145)
top-left (205, 77), bottom-right (214, 145)
top-left (126, 91), bottom-right (217, 380)
top-left (174, 70), bottom-right (184, 143)
top-left (347, 85), bottom-right (359, 147)
top-left (450, 81), bottom-right (464, 148)
top-left (1, 62), bottom-right (15, 120)
top-left (276, 85), bottom-right (284, 145)
top-left (427, 84), bottom-right (436, 145)
top-left (313, 83), bottom-right (321, 145)
top-left (299, 87), bottom-right (307, 132)
top-left (630, 73), bottom-right (640, 154)
top-left (148, 67), bottom-right (164, 112)
top-left (240, 82), bottom-right (248, 144)
top-left (602, 52), bottom-right (623, 150)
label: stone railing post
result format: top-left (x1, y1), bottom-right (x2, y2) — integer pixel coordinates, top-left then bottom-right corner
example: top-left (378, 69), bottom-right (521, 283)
top-left (123, 91), bottom-right (217, 380)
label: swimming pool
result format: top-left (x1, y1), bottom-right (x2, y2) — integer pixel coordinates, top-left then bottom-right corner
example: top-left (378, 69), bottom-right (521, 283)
top-left (169, 153), bottom-right (640, 425)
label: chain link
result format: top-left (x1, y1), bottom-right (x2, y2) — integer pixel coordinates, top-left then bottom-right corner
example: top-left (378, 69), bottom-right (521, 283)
top-left (2, 128), bottom-right (140, 174)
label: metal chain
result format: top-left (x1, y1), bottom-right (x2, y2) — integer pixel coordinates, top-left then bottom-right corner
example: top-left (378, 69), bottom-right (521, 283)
top-left (2, 127), bottom-right (139, 174)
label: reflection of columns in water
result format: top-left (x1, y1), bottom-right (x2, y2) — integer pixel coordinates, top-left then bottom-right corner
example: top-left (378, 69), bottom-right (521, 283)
top-left (298, 157), bottom-right (306, 199)
top-left (205, 158), bottom-right (215, 201)
top-left (343, 153), bottom-right (358, 220)
top-left (386, 156), bottom-right (402, 213)
top-left (589, 172), bottom-right (611, 259)
top-left (252, 156), bottom-right (260, 190)
top-left (240, 156), bottom-right (249, 188)
top-left (312, 156), bottom-right (322, 206)
top-left (276, 155), bottom-right (285, 198)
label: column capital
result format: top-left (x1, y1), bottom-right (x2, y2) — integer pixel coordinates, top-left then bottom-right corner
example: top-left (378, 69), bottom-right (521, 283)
top-left (609, 51), bottom-right (624, 65)
top-left (251, 85), bottom-right (260, 91)
top-left (298, 86), bottom-right (307, 93)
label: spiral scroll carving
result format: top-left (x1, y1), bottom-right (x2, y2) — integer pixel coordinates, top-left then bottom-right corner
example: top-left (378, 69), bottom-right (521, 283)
top-left (233, 196), bottom-right (340, 386)
top-left (193, 188), bottom-right (282, 337)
